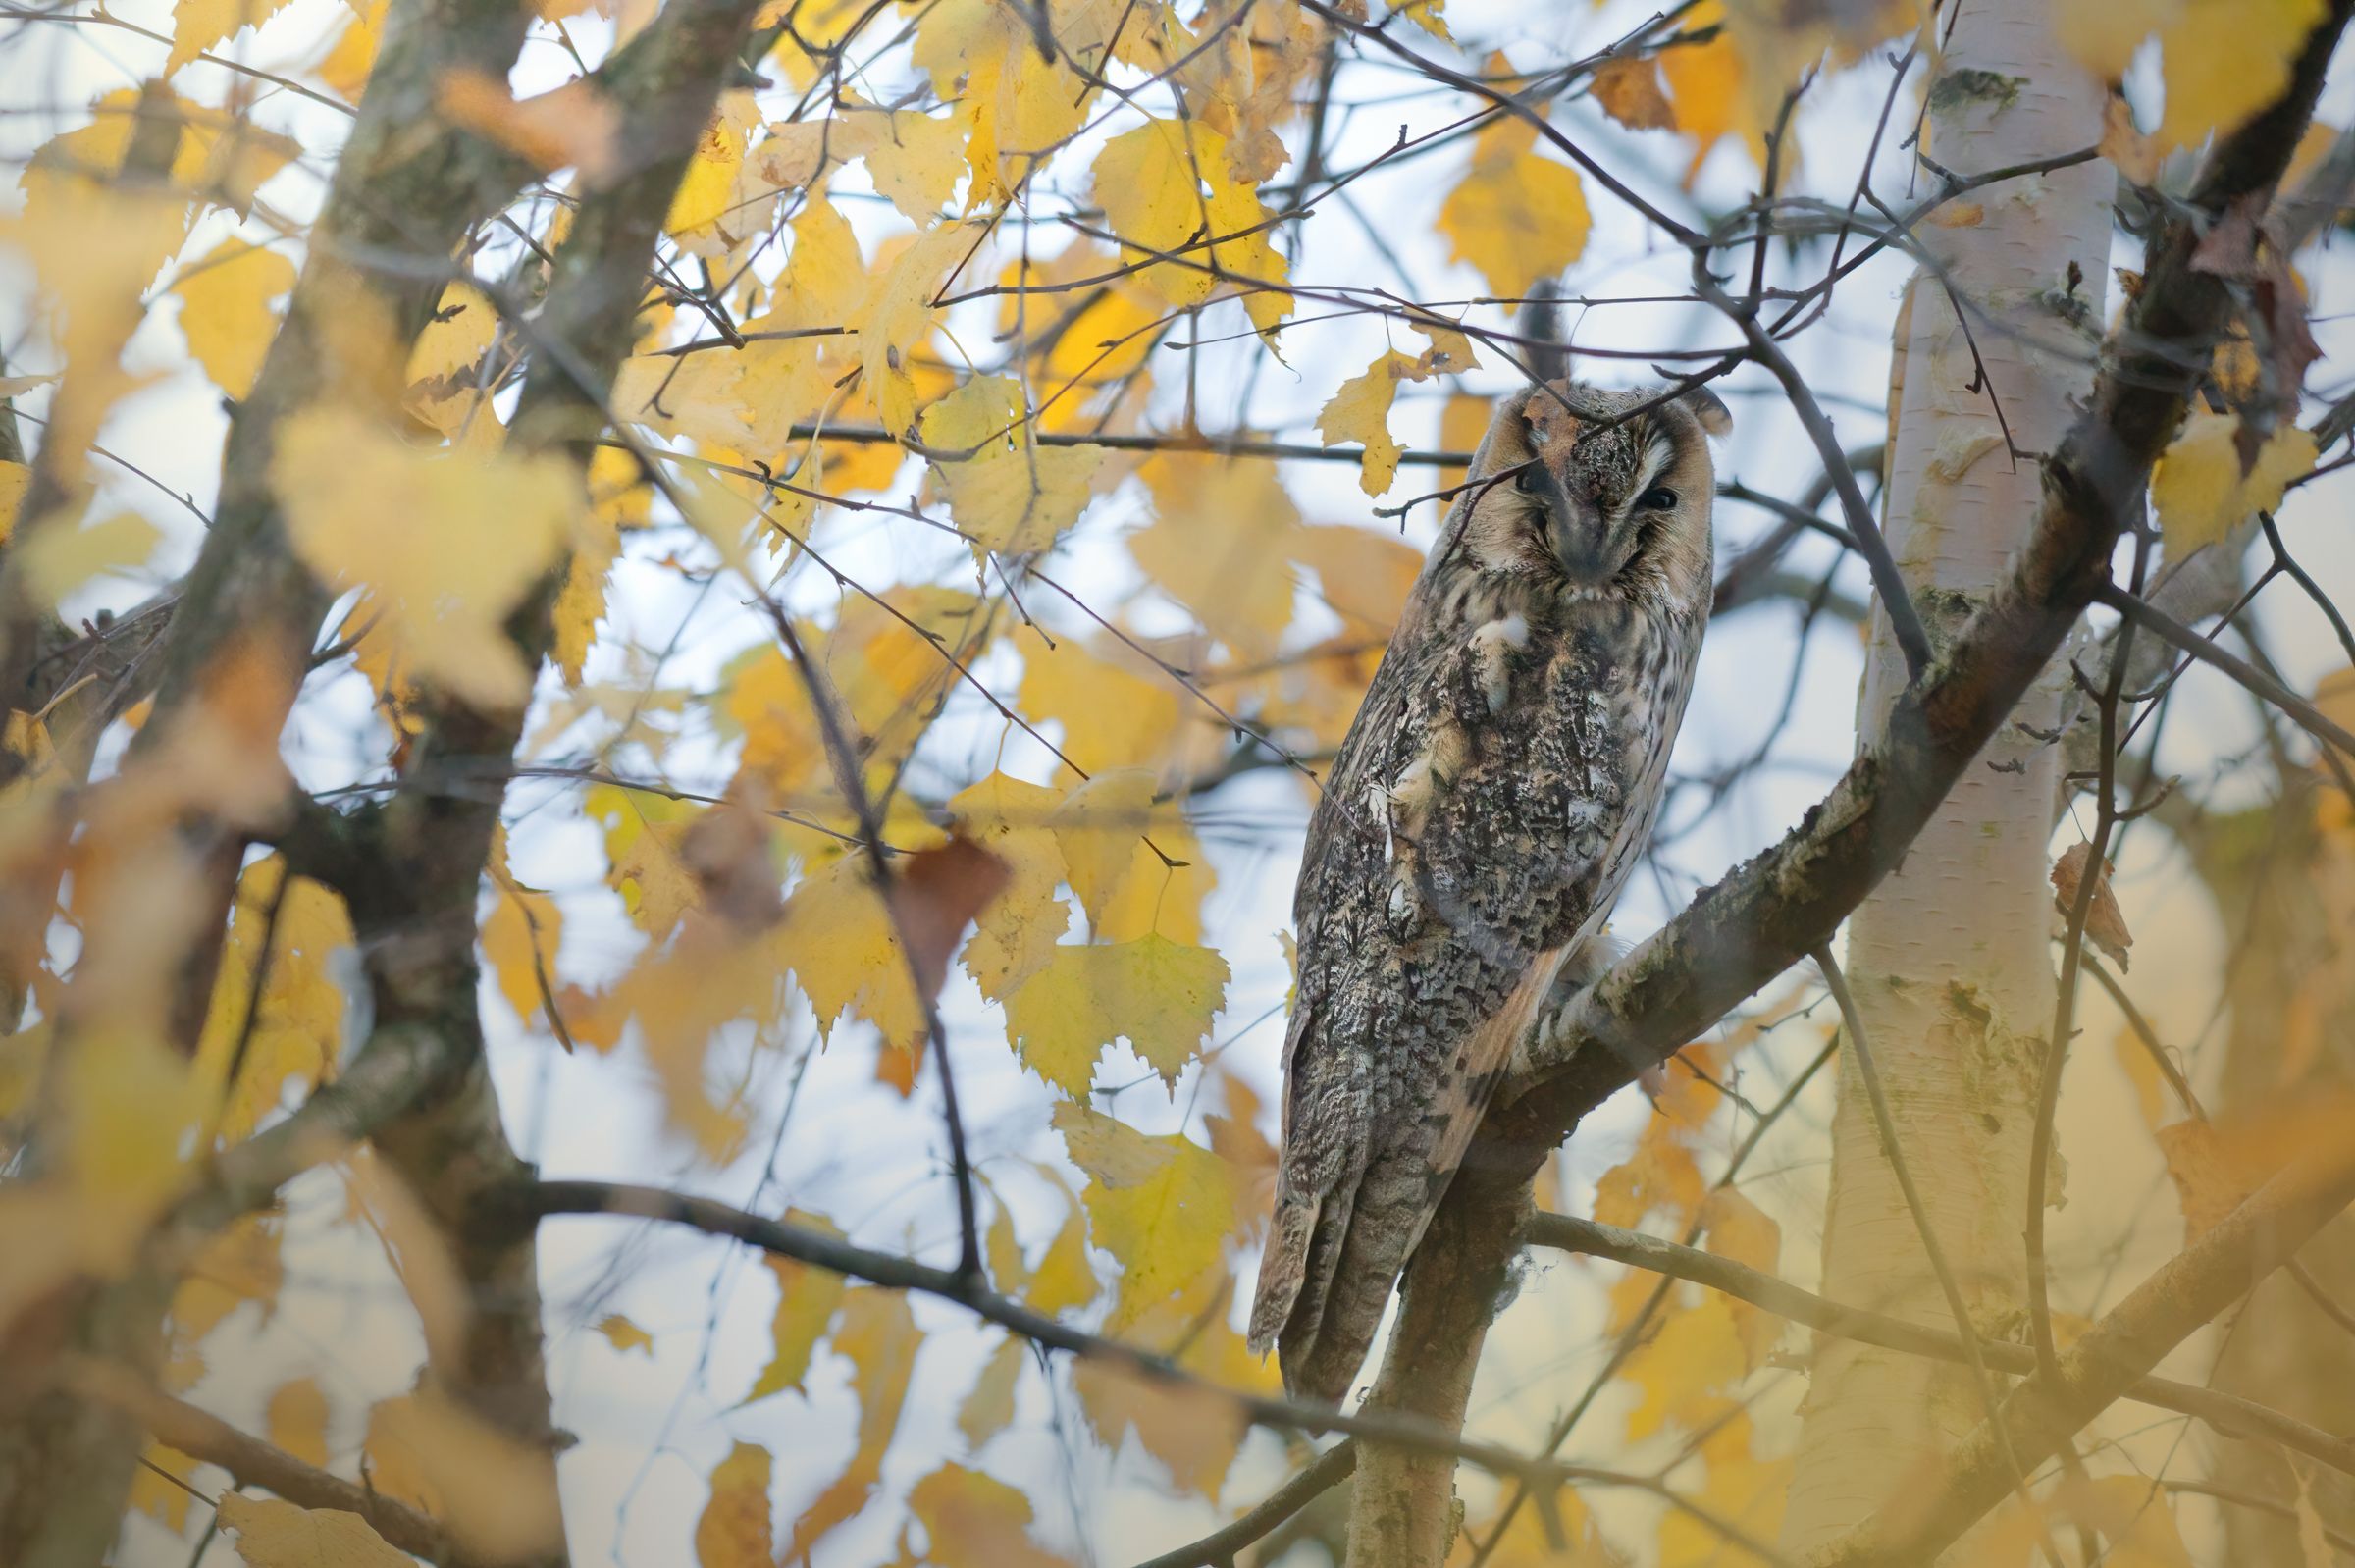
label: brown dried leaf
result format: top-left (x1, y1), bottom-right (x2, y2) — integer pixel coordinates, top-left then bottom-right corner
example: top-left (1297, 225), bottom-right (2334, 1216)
top-left (1592, 55), bottom-right (1676, 132)
top-left (890, 834), bottom-right (1013, 1007)
top-left (2052, 843), bottom-right (2133, 970)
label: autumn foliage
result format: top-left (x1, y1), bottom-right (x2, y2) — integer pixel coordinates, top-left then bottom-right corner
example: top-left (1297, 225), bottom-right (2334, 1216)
top-left (3, 0), bottom-right (2355, 1564)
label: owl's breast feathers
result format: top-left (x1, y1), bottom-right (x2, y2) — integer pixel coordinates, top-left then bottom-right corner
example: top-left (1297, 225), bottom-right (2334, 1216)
top-left (1248, 588), bottom-right (1700, 1402)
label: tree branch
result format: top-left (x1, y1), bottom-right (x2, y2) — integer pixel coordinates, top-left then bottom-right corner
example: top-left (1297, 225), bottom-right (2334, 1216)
top-left (1806, 1124), bottom-right (2355, 1565)
top-left (65, 1361), bottom-right (452, 1565)
top-left (1526, 1212), bottom-right (2355, 1481)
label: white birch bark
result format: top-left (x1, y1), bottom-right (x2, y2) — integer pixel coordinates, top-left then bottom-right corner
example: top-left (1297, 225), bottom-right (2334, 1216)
top-left (1779, 3), bottom-right (2118, 1549)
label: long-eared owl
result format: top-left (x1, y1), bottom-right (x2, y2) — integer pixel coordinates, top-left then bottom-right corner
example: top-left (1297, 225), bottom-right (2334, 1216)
top-left (1247, 379), bottom-right (1731, 1401)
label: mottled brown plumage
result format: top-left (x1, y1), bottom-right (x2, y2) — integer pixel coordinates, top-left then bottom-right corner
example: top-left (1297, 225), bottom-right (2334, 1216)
top-left (1248, 379), bottom-right (1730, 1401)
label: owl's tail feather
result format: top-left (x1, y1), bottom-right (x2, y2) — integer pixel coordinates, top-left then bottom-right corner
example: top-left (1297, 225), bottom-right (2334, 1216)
top-left (1265, 945), bottom-right (1579, 1405)
top-left (1245, 1193), bottom-right (1319, 1356)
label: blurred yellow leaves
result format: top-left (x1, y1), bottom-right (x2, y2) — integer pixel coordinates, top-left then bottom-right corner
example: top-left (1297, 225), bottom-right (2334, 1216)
top-left (1130, 450), bottom-right (1302, 654)
top-left (274, 407), bottom-right (583, 708)
top-left (743, 1214), bottom-right (848, 1403)
top-left (362, 1390), bottom-right (564, 1565)
top-left (949, 772), bottom-right (1070, 999)
top-left (908, 1463), bottom-right (1073, 1568)
top-left (216, 1495), bottom-right (409, 1568)
top-left (783, 1288), bottom-right (920, 1560)
top-left (2059, 0), bottom-right (2329, 148)
top-left (171, 239), bottom-right (293, 399)
top-left (193, 855), bottom-right (351, 1144)
top-left (695, 1440), bottom-right (773, 1568)
top-left (2149, 411), bottom-right (2316, 558)
top-left (1439, 115), bottom-right (1591, 299)
top-left (1091, 118), bottom-right (1291, 340)
top-left (167, 0), bottom-right (295, 75)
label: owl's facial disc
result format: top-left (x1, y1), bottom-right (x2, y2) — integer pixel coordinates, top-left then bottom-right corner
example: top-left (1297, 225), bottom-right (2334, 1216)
top-left (1514, 460), bottom-right (1617, 582)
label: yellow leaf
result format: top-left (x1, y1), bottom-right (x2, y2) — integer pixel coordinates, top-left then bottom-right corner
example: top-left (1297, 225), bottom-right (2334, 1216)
top-left (437, 70), bottom-right (623, 185)
top-left (694, 1441), bottom-right (772, 1568)
top-left (1439, 115), bottom-right (1592, 299)
top-left (1288, 522), bottom-right (1423, 637)
top-left (956, 1336), bottom-right (1026, 1448)
top-left (742, 1213), bottom-right (848, 1402)
top-left (2114, 1026), bottom-right (2171, 1130)
top-left (485, 869), bottom-right (563, 1040)
top-left (0, 460), bottom-right (28, 533)
top-left (1024, 1203), bottom-right (1101, 1316)
top-left (1699, 1187), bottom-right (1782, 1366)
top-left (1317, 349), bottom-right (1425, 497)
top-left (130, 1442), bottom-right (201, 1532)
top-left (171, 1214), bottom-right (282, 1345)
top-left (777, 855), bottom-right (924, 1051)
top-left (1054, 1101), bottom-right (1244, 1329)
top-left (2057, 0), bottom-right (2182, 79)
top-left (1094, 808), bottom-right (1216, 945)
top-left (920, 375), bottom-right (1104, 558)
top-left (1091, 118), bottom-right (1290, 338)
top-left (587, 784), bottom-right (704, 938)
top-left (1005, 935), bottom-right (1228, 1095)
top-left (404, 282), bottom-right (500, 439)
top-left (218, 1495), bottom-right (409, 1568)
top-left (667, 92), bottom-right (761, 257)
top-left (2159, 0), bottom-right (2328, 149)
top-left (1593, 1116), bottom-right (1706, 1231)
top-left (1395, 0), bottom-right (1449, 38)
top-left (1657, 1412), bottom-right (1790, 1568)
top-left (1072, 1274), bottom-right (1265, 1491)
top-left (1658, 4), bottom-right (1767, 183)
top-left (274, 408), bottom-right (581, 708)
top-left (1593, 53), bottom-right (1678, 131)
top-left (1047, 768), bottom-right (1158, 927)
top-left (1019, 633), bottom-right (1183, 777)
top-left (907, 1463), bottom-right (1073, 1568)
top-left (360, 1391), bottom-right (563, 1564)
top-left (782, 1289), bottom-right (921, 1560)
top-left (1129, 451), bottom-right (1302, 653)
top-left (948, 772), bottom-right (1071, 999)
top-left (596, 1313), bottom-right (654, 1355)
top-left (266, 1378), bottom-right (331, 1469)
top-left (552, 445), bottom-right (638, 684)
top-left (167, 0), bottom-right (296, 74)
top-left (858, 104), bottom-right (968, 222)
top-left (1620, 1292), bottom-right (1748, 1440)
top-left (316, 0), bottom-right (385, 101)
top-left (2149, 412), bottom-right (2316, 558)
top-left (171, 239), bottom-right (295, 399)
top-left (17, 512), bottom-right (159, 608)
top-left (861, 223), bottom-right (977, 436)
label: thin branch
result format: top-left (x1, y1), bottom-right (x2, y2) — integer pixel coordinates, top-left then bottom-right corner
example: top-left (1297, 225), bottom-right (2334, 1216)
top-left (1695, 272), bottom-right (1933, 676)
top-left (2091, 579), bottom-right (2355, 758)
top-left (66, 1361), bottom-right (452, 1564)
top-left (1525, 1212), bottom-right (2355, 1480)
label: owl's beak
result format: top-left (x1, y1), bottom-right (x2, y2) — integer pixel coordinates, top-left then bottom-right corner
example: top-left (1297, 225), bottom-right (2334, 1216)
top-left (1542, 487), bottom-right (1614, 582)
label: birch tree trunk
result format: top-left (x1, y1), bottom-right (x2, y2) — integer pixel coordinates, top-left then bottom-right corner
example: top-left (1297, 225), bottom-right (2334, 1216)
top-left (1780, 6), bottom-right (2118, 1548)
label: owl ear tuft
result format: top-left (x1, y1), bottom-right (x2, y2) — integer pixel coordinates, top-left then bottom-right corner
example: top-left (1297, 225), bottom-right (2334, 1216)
top-left (1679, 385), bottom-right (1734, 437)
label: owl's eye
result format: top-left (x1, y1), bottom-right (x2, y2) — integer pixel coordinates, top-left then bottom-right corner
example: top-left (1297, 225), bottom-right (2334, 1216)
top-left (1636, 485), bottom-right (1679, 511)
top-left (1513, 464), bottom-right (1544, 495)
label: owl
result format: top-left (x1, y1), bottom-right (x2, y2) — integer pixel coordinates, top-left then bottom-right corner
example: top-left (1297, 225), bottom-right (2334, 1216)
top-left (1247, 378), bottom-right (1731, 1402)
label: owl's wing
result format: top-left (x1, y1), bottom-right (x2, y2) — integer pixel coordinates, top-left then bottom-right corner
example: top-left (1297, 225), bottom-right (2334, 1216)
top-left (1249, 624), bottom-right (1679, 1402)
